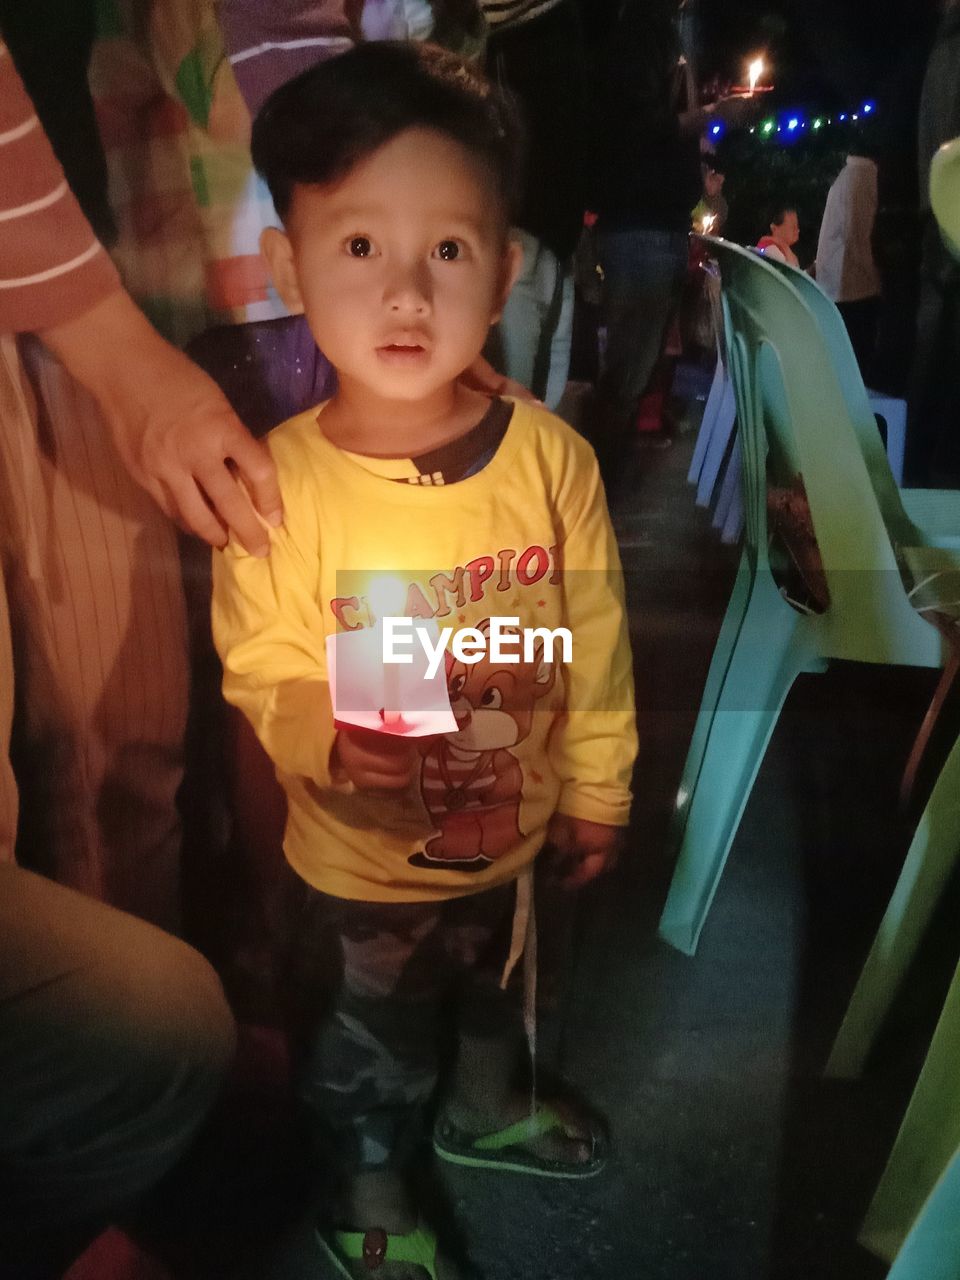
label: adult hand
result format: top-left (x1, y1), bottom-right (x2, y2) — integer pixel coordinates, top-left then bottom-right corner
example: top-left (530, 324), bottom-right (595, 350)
top-left (543, 814), bottom-right (623, 890)
top-left (711, 94), bottom-right (758, 128)
top-left (332, 725), bottom-right (420, 792)
top-left (39, 290), bottom-right (283, 556)
top-left (461, 353), bottom-right (539, 403)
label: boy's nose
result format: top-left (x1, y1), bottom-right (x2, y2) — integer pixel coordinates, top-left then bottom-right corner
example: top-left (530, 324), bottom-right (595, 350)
top-left (384, 263), bottom-right (432, 315)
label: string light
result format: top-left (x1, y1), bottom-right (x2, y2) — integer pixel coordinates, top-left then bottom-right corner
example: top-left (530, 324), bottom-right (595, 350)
top-left (746, 102), bottom-right (876, 144)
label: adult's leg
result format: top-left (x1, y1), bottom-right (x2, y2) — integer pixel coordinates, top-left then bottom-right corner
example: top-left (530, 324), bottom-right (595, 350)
top-left (0, 864), bottom-right (236, 1279)
top-left (494, 235), bottom-right (576, 413)
top-left (491, 233), bottom-right (575, 411)
top-left (2, 337), bottom-right (188, 929)
top-left (542, 261), bottom-right (576, 413)
top-left (593, 228), bottom-right (688, 483)
top-left (837, 297), bottom-right (880, 381)
top-left (487, 228), bottom-right (548, 400)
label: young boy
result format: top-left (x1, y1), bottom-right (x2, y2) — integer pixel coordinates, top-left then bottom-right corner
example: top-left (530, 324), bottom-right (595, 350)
top-left (212, 41), bottom-right (637, 1279)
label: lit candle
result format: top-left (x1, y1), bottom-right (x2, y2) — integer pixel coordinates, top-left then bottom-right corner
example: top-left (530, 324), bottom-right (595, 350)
top-left (748, 57), bottom-right (764, 95)
top-left (368, 574), bottom-right (407, 729)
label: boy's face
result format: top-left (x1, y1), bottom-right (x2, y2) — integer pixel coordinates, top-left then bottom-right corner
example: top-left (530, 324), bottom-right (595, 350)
top-left (262, 128), bottom-right (521, 404)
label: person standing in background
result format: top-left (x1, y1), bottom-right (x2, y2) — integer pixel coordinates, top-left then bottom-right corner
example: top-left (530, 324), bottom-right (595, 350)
top-left (815, 142), bottom-right (882, 378)
top-left (480, 0), bottom-right (587, 410)
top-left (588, 0), bottom-right (751, 485)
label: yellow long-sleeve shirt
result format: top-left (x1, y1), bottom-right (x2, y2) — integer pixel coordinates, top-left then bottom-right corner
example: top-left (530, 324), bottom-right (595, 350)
top-left (211, 399), bottom-right (637, 902)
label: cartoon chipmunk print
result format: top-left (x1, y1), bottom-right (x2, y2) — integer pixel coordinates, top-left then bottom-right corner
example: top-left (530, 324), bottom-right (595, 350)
top-left (409, 619), bottom-right (557, 872)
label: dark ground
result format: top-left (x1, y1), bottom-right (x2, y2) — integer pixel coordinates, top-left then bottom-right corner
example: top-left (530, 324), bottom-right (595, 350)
top-left (111, 378), bottom-right (960, 1280)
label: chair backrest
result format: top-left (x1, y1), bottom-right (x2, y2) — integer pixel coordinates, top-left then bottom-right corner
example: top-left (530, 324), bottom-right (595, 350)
top-left (703, 236), bottom-right (931, 660)
top-left (930, 137), bottom-right (960, 263)
top-left (763, 256), bottom-right (915, 544)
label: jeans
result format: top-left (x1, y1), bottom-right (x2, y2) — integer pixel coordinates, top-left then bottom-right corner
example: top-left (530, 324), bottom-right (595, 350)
top-left (0, 865), bottom-right (236, 1278)
top-left (593, 227), bottom-right (688, 479)
top-left (488, 229), bottom-right (575, 411)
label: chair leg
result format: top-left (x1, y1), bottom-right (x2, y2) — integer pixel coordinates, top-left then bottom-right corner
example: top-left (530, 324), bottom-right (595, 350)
top-left (720, 478), bottom-right (745, 545)
top-left (666, 551), bottom-right (755, 853)
top-left (883, 1146), bottom-right (960, 1280)
top-left (696, 380), bottom-right (736, 508)
top-left (659, 572), bottom-right (809, 955)
top-left (825, 730), bottom-right (960, 1080)
top-left (859, 951), bottom-right (960, 1264)
top-left (688, 356), bottom-right (725, 485)
top-left (899, 647), bottom-right (960, 812)
top-left (712, 434), bottom-right (742, 533)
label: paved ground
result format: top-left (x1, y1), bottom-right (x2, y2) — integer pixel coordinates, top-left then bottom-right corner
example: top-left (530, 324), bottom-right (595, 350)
top-left (123, 388), bottom-right (960, 1280)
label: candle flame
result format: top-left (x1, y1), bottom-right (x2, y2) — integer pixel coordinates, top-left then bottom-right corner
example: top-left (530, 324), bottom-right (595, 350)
top-left (702, 213), bottom-right (717, 235)
top-left (748, 57), bottom-right (764, 94)
top-left (368, 573), bottom-right (406, 622)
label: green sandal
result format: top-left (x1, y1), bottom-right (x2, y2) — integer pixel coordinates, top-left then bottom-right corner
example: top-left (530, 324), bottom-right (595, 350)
top-left (316, 1221), bottom-right (441, 1279)
top-left (432, 1101), bottom-right (607, 1179)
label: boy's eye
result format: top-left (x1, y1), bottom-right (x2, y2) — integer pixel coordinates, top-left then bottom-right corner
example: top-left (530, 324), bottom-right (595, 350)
top-left (347, 236), bottom-right (374, 258)
top-left (433, 240), bottom-right (462, 261)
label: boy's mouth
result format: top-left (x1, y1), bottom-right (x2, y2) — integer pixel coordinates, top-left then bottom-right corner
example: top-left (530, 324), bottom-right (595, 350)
top-left (376, 340), bottom-right (430, 365)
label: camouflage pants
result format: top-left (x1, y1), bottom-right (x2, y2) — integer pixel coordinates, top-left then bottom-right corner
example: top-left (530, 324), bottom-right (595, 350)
top-left (294, 883), bottom-right (519, 1174)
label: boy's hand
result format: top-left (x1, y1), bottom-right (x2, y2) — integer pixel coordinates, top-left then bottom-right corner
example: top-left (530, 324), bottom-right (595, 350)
top-left (544, 815), bottom-right (623, 890)
top-left (332, 726), bottom-right (420, 792)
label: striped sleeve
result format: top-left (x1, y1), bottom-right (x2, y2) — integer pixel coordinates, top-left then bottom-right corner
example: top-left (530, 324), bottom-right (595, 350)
top-left (479, 0), bottom-right (561, 29)
top-left (0, 41), bottom-right (120, 333)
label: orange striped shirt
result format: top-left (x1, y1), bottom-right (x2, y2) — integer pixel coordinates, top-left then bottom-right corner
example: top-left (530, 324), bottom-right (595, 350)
top-left (0, 40), bottom-right (120, 333)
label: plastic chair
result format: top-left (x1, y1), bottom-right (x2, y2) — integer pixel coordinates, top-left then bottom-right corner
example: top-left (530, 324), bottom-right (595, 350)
top-left (858, 941), bottom-right (960, 1264)
top-left (867, 390), bottom-right (907, 486)
top-left (711, 433), bottom-right (744, 544)
top-left (764, 259), bottom-right (909, 492)
top-left (658, 238), bottom-right (960, 956)
top-left (821, 140), bottom-right (960, 1075)
top-left (930, 137), bottom-right (960, 261)
top-left (884, 1145), bottom-right (960, 1280)
top-left (688, 263), bottom-right (730, 487)
top-left (825, 730), bottom-right (960, 1079)
top-left (695, 377), bottom-right (737, 509)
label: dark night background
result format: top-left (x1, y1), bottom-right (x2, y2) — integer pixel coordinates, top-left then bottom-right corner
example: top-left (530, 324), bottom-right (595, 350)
top-left (689, 0), bottom-right (942, 284)
top-left (698, 0), bottom-right (939, 100)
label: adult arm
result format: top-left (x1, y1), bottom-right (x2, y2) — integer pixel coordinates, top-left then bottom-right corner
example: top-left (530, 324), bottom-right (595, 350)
top-left (0, 39), bottom-right (282, 555)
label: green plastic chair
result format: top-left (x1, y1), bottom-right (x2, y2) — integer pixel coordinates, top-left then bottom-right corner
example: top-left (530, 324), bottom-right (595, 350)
top-left (658, 238), bottom-right (960, 956)
top-left (811, 141), bottom-right (960, 1077)
top-left (884, 1146), bottom-right (960, 1279)
top-left (826, 135), bottom-right (960, 1272)
top-left (858, 943), bottom-right (960, 1264)
top-left (930, 137), bottom-right (960, 262)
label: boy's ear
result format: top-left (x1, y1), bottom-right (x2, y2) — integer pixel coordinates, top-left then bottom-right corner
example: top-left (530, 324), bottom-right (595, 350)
top-left (490, 236), bottom-right (525, 324)
top-left (259, 227), bottom-right (304, 315)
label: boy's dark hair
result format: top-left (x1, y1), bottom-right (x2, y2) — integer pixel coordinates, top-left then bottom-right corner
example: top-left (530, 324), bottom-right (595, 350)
top-left (251, 41), bottom-right (524, 224)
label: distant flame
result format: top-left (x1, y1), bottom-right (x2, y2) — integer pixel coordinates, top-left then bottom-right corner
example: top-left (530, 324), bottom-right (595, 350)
top-left (748, 57), bottom-right (764, 94)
